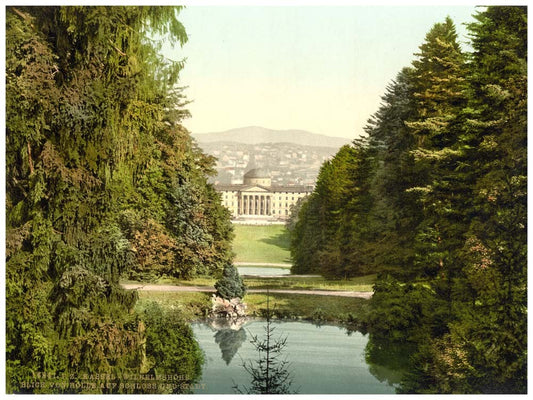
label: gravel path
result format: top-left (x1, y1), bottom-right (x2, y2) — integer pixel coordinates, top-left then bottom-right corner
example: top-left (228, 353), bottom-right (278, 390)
top-left (121, 284), bottom-right (372, 299)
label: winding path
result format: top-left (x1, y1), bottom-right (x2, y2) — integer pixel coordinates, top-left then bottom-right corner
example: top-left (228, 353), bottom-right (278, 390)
top-left (121, 283), bottom-right (372, 299)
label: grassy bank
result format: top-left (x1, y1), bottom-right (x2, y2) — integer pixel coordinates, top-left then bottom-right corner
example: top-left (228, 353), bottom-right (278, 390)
top-left (243, 293), bottom-right (369, 325)
top-left (129, 270), bottom-right (376, 326)
top-left (135, 291), bottom-right (212, 321)
top-left (134, 289), bottom-right (369, 327)
top-left (232, 224), bottom-right (291, 264)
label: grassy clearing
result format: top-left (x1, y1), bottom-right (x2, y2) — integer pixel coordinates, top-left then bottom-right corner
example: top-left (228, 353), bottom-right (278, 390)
top-left (232, 224), bottom-right (291, 264)
top-left (135, 291), bottom-right (212, 321)
top-left (126, 273), bottom-right (375, 325)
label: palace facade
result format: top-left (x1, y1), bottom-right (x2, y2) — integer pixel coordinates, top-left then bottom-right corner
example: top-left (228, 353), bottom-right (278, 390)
top-left (216, 168), bottom-right (312, 221)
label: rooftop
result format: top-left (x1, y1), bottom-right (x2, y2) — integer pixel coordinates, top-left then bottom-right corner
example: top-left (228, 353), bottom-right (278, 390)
top-left (243, 168), bottom-right (270, 179)
top-left (215, 184), bottom-right (312, 193)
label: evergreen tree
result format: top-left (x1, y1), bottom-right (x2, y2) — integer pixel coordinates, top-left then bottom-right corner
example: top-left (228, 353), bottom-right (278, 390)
top-left (399, 16), bottom-right (470, 347)
top-left (288, 9), bottom-right (527, 394)
top-left (290, 143), bottom-right (378, 278)
top-left (289, 193), bottom-right (324, 274)
top-left (363, 67), bottom-right (421, 279)
top-left (406, 16), bottom-right (469, 288)
top-left (234, 294), bottom-right (296, 394)
top-left (6, 6), bottom-right (230, 392)
top-left (364, 9), bottom-right (527, 393)
top-left (214, 264), bottom-right (246, 300)
top-left (285, 196), bottom-right (307, 233)
top-left (399, 9), bottom-right (527, 393)
top-left (444, 6), bottom-right (527, 393)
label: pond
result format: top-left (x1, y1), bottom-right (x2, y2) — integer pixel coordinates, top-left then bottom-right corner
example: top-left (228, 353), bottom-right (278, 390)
top-left (191, 319), bottom-right (405, 394)
top-left (237, 266), bottom-right (290, 276)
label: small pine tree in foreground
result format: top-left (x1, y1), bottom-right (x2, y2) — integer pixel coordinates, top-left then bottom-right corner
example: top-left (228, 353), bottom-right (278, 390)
top-left (233, 293), bottom-right (297, 394)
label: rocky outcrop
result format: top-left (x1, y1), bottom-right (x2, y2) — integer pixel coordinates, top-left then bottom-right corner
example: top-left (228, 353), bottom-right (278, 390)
top-left (211, 295), bottom-right (247, 320)
top-left (208, 315), bottom-right (247, 331)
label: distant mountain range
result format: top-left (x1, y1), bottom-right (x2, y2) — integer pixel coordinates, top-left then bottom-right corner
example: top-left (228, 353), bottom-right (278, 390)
top-left (192, 126), bottom-right (351, 148)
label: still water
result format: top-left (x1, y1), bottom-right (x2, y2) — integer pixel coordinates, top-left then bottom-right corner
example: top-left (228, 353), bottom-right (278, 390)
top-left (191, 319), bottom-right (401, 394)
top-left (237, 267), bottom-right (290, 276)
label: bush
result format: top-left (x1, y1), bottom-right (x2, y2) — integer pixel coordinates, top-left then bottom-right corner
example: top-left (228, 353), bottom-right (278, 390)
top-left (364, 278), bottom-right (436, 342)
top-left (139, 301), bottom-right (204, 394)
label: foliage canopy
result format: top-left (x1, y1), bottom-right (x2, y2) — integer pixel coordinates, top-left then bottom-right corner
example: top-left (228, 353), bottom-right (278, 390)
top-left (6, 6), bottom-right (233, 393)
top-left (289, 7), bottom-right (527, 393)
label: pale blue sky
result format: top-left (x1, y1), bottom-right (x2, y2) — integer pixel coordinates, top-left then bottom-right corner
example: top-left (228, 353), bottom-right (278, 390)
top-left (164, 5), bottom-right (480, 139)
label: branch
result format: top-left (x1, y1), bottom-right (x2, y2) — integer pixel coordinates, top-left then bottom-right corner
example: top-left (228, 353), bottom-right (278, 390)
top-left (11, 7), bottom-right (33, 27)
top-left (108, 39), bottom-right (126, 56)
top-left (27, 141), bottom-right (34, 174)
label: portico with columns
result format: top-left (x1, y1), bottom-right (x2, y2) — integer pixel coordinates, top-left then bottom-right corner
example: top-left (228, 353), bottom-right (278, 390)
top-left (240, 190), bottom-right (272, 216)
top-left (216, 168), bottom-right (312, 222)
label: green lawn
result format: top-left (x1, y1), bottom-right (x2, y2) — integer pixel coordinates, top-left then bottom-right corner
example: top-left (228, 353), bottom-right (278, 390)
top-left (124, 274), bottom-right (376, 292)
top-left (243, 274), bottom-right (376, 292)
top-left (232, 224), bottom-right (291, 264)
top-left (135, 291), bottom-right (212, 321)
top-left (243, 293), bottom-right (369, 324)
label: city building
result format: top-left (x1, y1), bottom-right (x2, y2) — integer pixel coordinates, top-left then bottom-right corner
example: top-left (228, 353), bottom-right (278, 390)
top-left (216, 168), bottom-right (312, 221)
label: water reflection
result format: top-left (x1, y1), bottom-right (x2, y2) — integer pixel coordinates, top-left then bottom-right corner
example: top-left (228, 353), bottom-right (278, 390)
top-left (365, 336), bottom-right (414, 387)
top-left (214, 328), bottom-right (247, 365)
top-left (193, 320), bottom-right (400, 394)
top-left (237, 267), bottom-right (290, 276)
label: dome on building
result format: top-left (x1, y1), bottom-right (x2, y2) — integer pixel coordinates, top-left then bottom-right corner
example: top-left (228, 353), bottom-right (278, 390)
top-left (243, 168), bottom-right (270, 179)
top-left (243, 168), bottom-right (271, 187)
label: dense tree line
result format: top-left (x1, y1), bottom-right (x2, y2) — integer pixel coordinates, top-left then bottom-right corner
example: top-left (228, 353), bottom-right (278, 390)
top-left (6, 6), bottom-right (233, 393)
top-left (288, 7), bottom-right (526, 393)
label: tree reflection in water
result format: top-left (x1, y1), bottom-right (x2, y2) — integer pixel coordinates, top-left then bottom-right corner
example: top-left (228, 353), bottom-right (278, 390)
top-left (365, 336), bottom-right (415, 387)
top-left (214, 328), bottom-right (247, 365)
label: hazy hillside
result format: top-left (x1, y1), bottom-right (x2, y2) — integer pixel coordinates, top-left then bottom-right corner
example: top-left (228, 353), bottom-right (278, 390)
top-left (192, 126), bottom-right (351, 148)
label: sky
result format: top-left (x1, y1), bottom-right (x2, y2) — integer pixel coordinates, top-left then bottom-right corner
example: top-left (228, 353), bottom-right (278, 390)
top-left (162, 5), bottom-right (480, 140)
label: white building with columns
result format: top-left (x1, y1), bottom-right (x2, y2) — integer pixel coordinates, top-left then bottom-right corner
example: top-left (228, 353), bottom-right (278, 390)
top-left (216, 168), bottom-right (312, 221)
